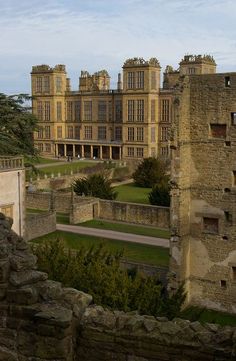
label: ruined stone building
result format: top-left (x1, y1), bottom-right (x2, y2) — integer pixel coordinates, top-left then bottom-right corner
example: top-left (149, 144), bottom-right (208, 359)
top-left (169, 68), bottom-right (236, 313)
top-left (31, 55), bottom-right (216, 160)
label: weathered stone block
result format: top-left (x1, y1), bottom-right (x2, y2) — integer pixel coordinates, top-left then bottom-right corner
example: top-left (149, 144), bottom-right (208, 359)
top-left (9, 270), bottom-right (48, 287)
top-left (7, 287), bottom-right (38, 305)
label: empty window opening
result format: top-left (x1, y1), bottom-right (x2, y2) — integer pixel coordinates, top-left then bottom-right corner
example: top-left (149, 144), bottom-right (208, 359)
top-left (220, 280), bottom-right (227, 288)
top-left (225, 77), bottom-right (231, 87)
top-left (224, 188), bottom-right (231, 193)
top-left (222, 236), bottom-right (228, 241)
top-left (231, 113), bottom-right (236, 125)
top-left (203, 217), bottom-right (219, 234)
top-left (224, 211), bottom-right (233, 225)
top-left (233, 171), bottom-right (236, 186)
top-left (210, 124), bottom-right (226, 139)
top-left (225, 141), bottom-right (231, 147)
top-left (232, 267), bottom-right (236, 281)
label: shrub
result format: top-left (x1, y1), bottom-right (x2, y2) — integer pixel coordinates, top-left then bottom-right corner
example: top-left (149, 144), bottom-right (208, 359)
top-left (149, 183), bottom-right (170, 207)
top-left (133, 157), bottom-right (168, 188)
top-left (73, 174), bottom-right (117, 200)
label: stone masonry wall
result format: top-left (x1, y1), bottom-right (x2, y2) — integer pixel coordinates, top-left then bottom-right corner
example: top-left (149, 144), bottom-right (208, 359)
top-left (25, 212), bottom-right (56, 241)
top-left (1, 212), bottom-right (236, 361)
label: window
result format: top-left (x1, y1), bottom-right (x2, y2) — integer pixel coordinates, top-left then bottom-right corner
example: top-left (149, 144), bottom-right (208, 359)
top-left (220, 280), bottom-right (227, 288)
top-left (74, 101), bottom-right (81, 121)
top-left (161, 146), bottom-right (169, 156)
top-left (225, 76), bottom-right (231, 87)
top-left (38, 127), bottom-right (43, 139)
top-left (44, 101), bottom-right (51, 121)
top-left (137, 99), bottom-right (144, 122)
top-left (231, 112), bottom-right (236, 125)
top-left (75, 126), bottom-right (80, 139)
top-left (136, 127), bottom-right (144, 142)
top-left (232, 267), bottom-right (236, 281)
top-left (137, 71), bottom-right (144, 89)
top-left (127, 72), bottom-right (135, 89)
top-left (84, 101), bottom-right (92, 121)
top-left (108, 101), bottom-right (112, 122)
top-left (98, 126), bottom-right (106, 140)
top-left (45, 143), bottom-right (51, 153)
top-left (136, 147), bottom-right (144, 157)
top-left (0, 204), bottom-right (13, 218)
top-left (128, 100), bottom-right (135, 122)
top-left (189, 68), bottom-right (196, 74)
top-left (128, 127), bottom-right (134, 141)
top-left (38, 143), bottom-right (44, 152)
top-left (161, 99), bottom-right (170, 122)
top-left (161, 127), bottom-right (169, 141)
top-left (66, 101), bottom-right (73, 121)
top-left (84, 126), bottom-right (92, 140)
top-left (36, 77), bottom-right (42, 92)
top-left (67, 126), bottom-right (73, 139)
top-left (151, 147), bottom-right (156, 157)
top-left (233, 171), bottom-right (236, 186)
top-left (98, 101), bottom-right (107, 122)
top-left (57, 126), bottom-right (62, 139)
top-left (127, 147), bottom-right (134, 157)
top-left (56, 77), bottom-right (62, 92)
top-left (203, 217), bottom-right (219, 234)
top-left (56, 102), bottom-right (62, 121)
top-left (224, 211), bottom-right (233, 225)
top-left (37, 101), bottom-right (43, 120)
top-left (43, 76), bottom-right (50, 93)
top-left (151, 100), bottom-right (156, 122)
top-left (45, 126), bottom-right (51, 139)
top-left (115, 100), bottom-right (122, 122)
top-left (210, 124), bottom-right (226, 138)
top-left (151, 71), bottom-right (157, 90)
top-left (115, 127), bottom-right (122, 141)
top-left (151, 127), bottom-right (156, 142)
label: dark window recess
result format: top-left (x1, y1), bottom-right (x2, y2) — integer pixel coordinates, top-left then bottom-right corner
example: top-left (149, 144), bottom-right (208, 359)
top-left (231, 113), bottom-right (236, 125)
top-left (233, 171), bottom-right (236, 186)
top-left (232, 267), bottom-right (236, 281)
top-left (203, 217), bottom-right (219, 234)
top-left (221, 280), bottom-right (227, 288)
top-left (224, 211), bottom-right (233, 225)
top-left (222, 236), bottom-right (228, 241)
top-left (224, 188), bottom-right (231, 193)
top-left (225, 76), bottom-right (231, 87)
top-left (225, 141), bottom-right (231, 147)
top-left (210, 124), bottom-right (226, 138)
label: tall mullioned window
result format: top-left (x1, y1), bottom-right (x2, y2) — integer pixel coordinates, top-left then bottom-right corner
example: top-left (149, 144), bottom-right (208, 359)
top-left (161, 127), bottom-right (169, 141)
top-left (43, 76), bottom-right (50, 93)
top-left (84, 101), bottom-right (92, 121)
top-left (56, 102), bottom-right (62, 121)
top-left (151, 99), bottom-right (156, 122)
top-left (44, 101), bottom-right (51, 121)
top-left (57, 126), bottom-right (62, 139)
top-left (36, 77), bottom-right (42, 92)
top-left (127, 147), bottom-right (134, 157)
top-left (74, 126), bottom-right (80, 139)
top-left (151, 127), bottom-right (156, 142)
top-left (84, 126), bottom-right (92, 139)
top-left (74, 101), bottom-right (81, 121)
top-left (98, 101), bottom-right (107, 121)
top-left (56, 77), bottom-right (62, 92)
top-left (115, 126), bottom-right (122, 141)
top-left (128, 127), bottom-right (134, 141)
top-left (137, 71), bottom-right (144, 89)
top-left (137, 99), bottom-right (144, 122)
top-left (115, 100), bottom-right (122, 122)
top-left (37, 101), bottom-right (43, 120)
top-left (45, 126), bottom-right (51, 139)
top-left (127, 72), bottom-right (135, 89)
top-left (137, 127), bottom-right (144, 142)
top-left (66, 101), bottom-right (73, 121)
top-left (108, 101), bottom-right (112, 122)
top-left (98, 126), bottom-right (107, 140)
top-left (128, 100), bottom-right (135, 122)
top-left (136, 147), bottom-right (144, 157)
top-left (67, 126), bottom-right (73, 139)
top-left (161, 99), bottom-right (170, 122)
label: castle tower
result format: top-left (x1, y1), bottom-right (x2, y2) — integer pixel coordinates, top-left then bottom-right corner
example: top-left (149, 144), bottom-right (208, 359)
top-left (179, 54), bottom-right (216, 75)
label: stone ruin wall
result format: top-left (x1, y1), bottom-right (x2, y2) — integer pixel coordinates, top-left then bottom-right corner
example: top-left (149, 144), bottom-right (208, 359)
top-left (1, 213), bottom-right (236, 361)
top-left (169, 73), bottom-right (236, 312)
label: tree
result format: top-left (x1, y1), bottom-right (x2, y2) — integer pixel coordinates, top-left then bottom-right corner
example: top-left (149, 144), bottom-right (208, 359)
top-left (73, 174), bottom-right (117, 200)
top-left (149, 182), bottom-right (170, 207)
top-left (0, 93), bottom-right (38, 157)
top-left (133, 157), bottom-right (168, 188)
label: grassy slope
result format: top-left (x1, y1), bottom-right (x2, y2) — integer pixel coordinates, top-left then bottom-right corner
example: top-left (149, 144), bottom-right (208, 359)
top-left (114, 183), bottom-right (151, 204)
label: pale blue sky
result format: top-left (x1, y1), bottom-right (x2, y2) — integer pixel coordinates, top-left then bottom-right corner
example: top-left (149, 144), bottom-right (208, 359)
top-left (1, 0), bottom-right (236, 93)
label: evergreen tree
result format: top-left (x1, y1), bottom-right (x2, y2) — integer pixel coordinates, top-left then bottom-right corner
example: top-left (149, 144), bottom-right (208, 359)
top-left (133, 157), bottom-right (168, 188)
top-left (149, 182), bottom-right (170, 207)
top-left (73, 174), bottom-right (117, 200)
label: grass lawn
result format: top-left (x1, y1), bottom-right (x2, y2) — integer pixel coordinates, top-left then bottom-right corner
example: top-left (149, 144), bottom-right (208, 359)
top-left (26, 208), bottom-right (70, 224)
top-left (32, 231), bottom-right (169, 267)
top-left (79, 219), bottom-right (170, 239)
top-left (37, 161), bottom-right (98, 175)
top-left (35, 157), bottom-right (61, 164)
top-left (181, 306), bottom-right (236, 326)
top-left (115, 183), bottom-right (151, 204)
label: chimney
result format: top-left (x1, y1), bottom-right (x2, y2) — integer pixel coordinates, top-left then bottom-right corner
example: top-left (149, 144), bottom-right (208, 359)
top-left (117, 73), bottom-right (122, 91)
top-left (66, 78), bottom-right (71, 91)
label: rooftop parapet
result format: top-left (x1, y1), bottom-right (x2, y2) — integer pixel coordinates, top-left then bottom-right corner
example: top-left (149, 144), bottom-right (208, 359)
top-left (123, 57), bottom-right (161, 68)
top-left (0, 156), bottom-right (24, 172)
top-left (31, 64), bottom-right (66, 73)
top-left (180, 54), bottom-right (216, 65)
top-left (80, 70), bottom-right (110, 78)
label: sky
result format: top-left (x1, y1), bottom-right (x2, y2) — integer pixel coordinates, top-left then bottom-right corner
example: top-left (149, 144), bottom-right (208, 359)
top-left (1, 0), bottom-right (236, 94)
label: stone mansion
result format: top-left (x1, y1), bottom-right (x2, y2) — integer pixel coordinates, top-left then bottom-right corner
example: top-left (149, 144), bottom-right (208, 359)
top-left (31, 55), bottom-right (216, 160)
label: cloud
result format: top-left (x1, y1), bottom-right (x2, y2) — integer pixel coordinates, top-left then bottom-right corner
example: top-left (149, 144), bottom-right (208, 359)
top-left (0, 0), bottom-right (235, 93)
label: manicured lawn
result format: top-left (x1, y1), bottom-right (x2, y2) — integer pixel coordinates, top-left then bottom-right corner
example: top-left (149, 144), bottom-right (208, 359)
top-left (181, 306), bottom-right (236, 326)
top-left (37, 161), bottom-right (98, 176)
top-left (35, 157), bottom-right (61, 164)
top-left (114, 183), bottom-right (151, 204)
top-left (79, 219), bottom-right (170, 239)
top-left (32, 231), bottom-right (169, 267)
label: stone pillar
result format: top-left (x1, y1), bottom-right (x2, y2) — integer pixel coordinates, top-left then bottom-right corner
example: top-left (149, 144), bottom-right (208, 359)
top-left (55, 144), bottom-right (58, 157)
top-left (81, 145), bottom-right (84, 158)
top-left (64, 144), bottom-right (67, 157)
top-left (109, 146), bottom-right (112, 160)
top-left (72, 144), bottom-right (75, 157)
top-left (91, 145), bottom-right (93, 158)
top-left (119, 147), bottom-right (122, 160)
top-left (100, 146), bottom-right (103, 160)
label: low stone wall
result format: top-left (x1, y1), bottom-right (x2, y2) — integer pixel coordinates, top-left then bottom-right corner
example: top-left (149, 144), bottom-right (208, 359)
top-left (0, 213), bottom-right (236, 361)
top-left (70, 199), bottom-right (99, 224)
top-left (25, 212), bottom-right (57, 241)
top-left (99, 200), bottom-right (170, 228)
top-left (26, 191), bottom-right (51, 210)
